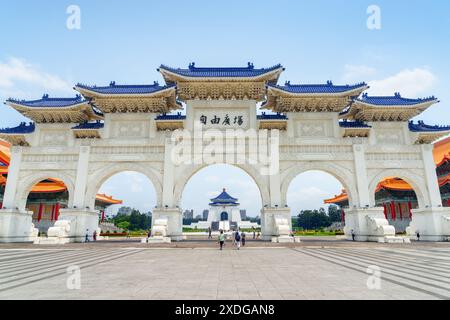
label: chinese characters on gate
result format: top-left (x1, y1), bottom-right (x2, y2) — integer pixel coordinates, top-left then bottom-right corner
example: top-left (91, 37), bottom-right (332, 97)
top-left (200, 114), bottom-right (244, 126)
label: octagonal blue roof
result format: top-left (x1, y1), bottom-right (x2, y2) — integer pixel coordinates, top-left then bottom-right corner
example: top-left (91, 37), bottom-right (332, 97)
top-left (357, 93), bottom-right (438, 106)
top-left (75, 81), bottom-right (175, 95)
top-left (209, 188), bottom-right (239, 206)
top-left (159, 62), bottom-right (284, 78)
top-left (270, 81), bottom-right (368, 94)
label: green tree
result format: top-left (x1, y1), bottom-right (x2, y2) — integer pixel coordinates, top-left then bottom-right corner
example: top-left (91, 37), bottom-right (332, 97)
top-left (117, 221), bottom-right (130, 231)
top-left (328, 205), bottom-right (342, 223)
top-left (297, 209), bottom-right (331, 230)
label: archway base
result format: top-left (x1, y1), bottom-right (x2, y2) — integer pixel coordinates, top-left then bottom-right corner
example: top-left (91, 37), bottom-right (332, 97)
top-left (344, 208), bottom-right (399, 242)
top-left (152, 207), bottom-right (183, 241)
top-left (261, 207), bottom-right (292, 241)
top-left (47, 209), bottom-right (99, 243)
top-left (407, 207), bottom-right (450, 241)
top-left (0, 209), bottom-right (38, 243)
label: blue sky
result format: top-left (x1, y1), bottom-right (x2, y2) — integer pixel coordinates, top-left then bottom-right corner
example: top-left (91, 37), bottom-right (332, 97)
top-left (1, 0), bottom-right (449, 216)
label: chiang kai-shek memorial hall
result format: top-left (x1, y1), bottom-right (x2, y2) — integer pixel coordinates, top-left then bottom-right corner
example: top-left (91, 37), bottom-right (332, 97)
top-left (1, 62), bottom-right (450, 243)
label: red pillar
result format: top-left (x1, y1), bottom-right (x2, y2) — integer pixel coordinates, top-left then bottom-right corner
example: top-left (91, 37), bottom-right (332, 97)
top-left (447, 198), bottom-right (450, 208)
top-left (37, 203), bottom-right (43, 222)
top-left (101, 210), bottom-right (105, 223)
top-left (390, 201), bottom-right (397, 221)
top-left (408, 201), bottom-right (412, 219)
top-left (398, 203), bottom-right (403, 220)
top-left (54, 202), bottom-right (60, 221)
top-left (0, 202), bottom-right (2, 209)
top-left (50, 204), bottom-right (55, 221)
top-left (383, 203), bottom-right (387, 219)
top-left (341, 209), bottom-right (345, 223)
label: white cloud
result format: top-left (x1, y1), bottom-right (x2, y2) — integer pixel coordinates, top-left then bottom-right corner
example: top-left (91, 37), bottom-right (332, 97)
top-left (368, 68), bottom-right (437, 97)
top-left (0, 57), bottom-right (73, 98)
top-left (342, 64), bottom-right (377, 83)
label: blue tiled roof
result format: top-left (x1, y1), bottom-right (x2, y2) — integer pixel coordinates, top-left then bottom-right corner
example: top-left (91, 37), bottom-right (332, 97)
top-left (270, 81), bottom-right (368, 94)
top-left (159, 62), bottom-right (284, 78)
top-left (408, 121), bottom-right (450, 132)
top-left (155, 113), bottom-right (186, 121)
top-left (339, 120), bottom-right (371, 128)
top-left (72, 121), bottom-right (104, 130)
top-left (357, 93), bottom-right (438, 106)
top-left (6, 94), bottom-right (87, 108)
top-left (75, 81), bottom-right (175, 95)
top-left (0, 122), bottom-right (35, 134)
top-left (257, 112), bottom-right (288, 120)
top-left (210, 189), bottom-right (239, 206)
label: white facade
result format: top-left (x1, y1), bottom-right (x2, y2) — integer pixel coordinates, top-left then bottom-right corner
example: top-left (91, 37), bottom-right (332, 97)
top-left (1, 63), bottom-right (450, 243)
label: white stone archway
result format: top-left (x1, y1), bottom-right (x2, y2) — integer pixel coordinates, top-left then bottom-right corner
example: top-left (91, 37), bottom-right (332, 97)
top-left (280, 162), bottom-right (359, 209)
top-left (16, 171), bottom-right (75, 211)
top-left (368, 168), bottom-right (428, 209)
top-left (85, 162), bottom-right (163, 210)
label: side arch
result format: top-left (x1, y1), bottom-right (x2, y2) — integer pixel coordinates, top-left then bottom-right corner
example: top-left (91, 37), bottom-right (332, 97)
top-left (173, 163), bottom-right (270, 208)
top-left (85, 162), bottom-right (163, 210)
top-left (368, 169), bottom-right (428, 209)
top-left (16, 171), bottom-right (76, 211)
top-left (280, 162), bottom-right (359, 208)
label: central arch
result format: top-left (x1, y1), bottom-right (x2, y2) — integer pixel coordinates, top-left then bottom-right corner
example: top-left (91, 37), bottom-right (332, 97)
top-left (173, 163), bottom-right (270, 208)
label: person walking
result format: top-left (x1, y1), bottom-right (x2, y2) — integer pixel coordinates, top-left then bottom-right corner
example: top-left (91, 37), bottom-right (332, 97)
top-left (241, 232), bottom-right (246, 247)
top-left (235, 230), bottom-right (241, 250)
top-left (218, 230), bottom-right (225, 251)
top-left (93, 230), bottom-right (97, 242)
top-left (416, 232), bottom-right (421, 241)
top-left (351, 229), bottom-right (356, 241)
top-left (208, 226), bottom-right (212, 239)
top-left (85, 229), bottom-right (90, 243)
top-left (252, 227), bottom-right (256, 240)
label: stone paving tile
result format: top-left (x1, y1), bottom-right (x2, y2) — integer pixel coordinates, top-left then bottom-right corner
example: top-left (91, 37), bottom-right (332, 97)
top-left (0, 245), bottom-right (448, 300)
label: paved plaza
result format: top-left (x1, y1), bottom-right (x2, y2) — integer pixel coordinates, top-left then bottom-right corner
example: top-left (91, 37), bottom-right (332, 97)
top-left (0, 240), bottom-right (449, 300)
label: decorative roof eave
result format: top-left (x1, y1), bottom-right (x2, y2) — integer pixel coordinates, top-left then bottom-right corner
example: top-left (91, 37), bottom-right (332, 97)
top-left (74, 84), bottom-right (177, 99)
top-left (267, 83), bottom-right (369, 98)
top-left (74, 86), bottom-right (181, 114)
top-left (5, 100), bottom-right (102, 123)
top-left (340, 127), bottom-right (371, 138)
top-left (262, 83), bottom-right (368, 113)
top-left (0, 122), bottom-right (35, 146)
top-left (0, 134), bottom-right (30, 146)
top-left (341, 98), bottom-right (438, 122)
top-left (155, 121), bottom-right (185, 131)
top-left (412, 131), bottom-right (450, 144)
top-left (158, 65), bottom-right (284, 84)
top-left (340, 102), bottom-right (436, 122)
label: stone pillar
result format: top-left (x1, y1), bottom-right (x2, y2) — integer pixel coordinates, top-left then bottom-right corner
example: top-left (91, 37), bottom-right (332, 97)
top-left (162, 138), bottom-right (175, 208)
top-left (352, 144), bottom-right (370, 207)
top-left (0, 147), bottom-right (38, 243)
top-left (2, 146), bottom-right (23, 209)
top-left (269, 169), bottom-right (281, 207)
top-left (406, 145), bottom-right (450, 241)
top-left (73, 146), bottom-right (90, 209)
top-left (261, 207), bottom-right (291, 240)
top-left (152, 207), bottom-right (183, 241)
